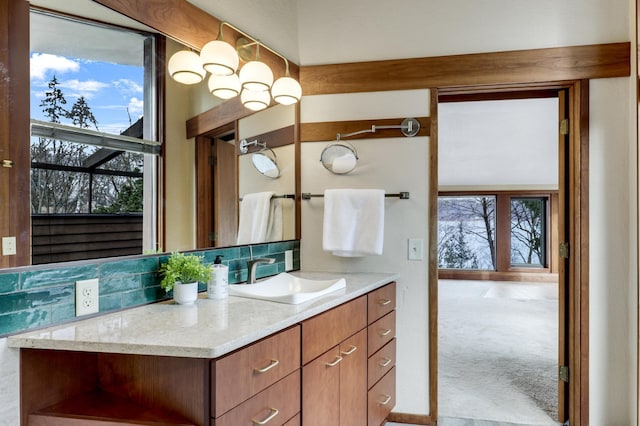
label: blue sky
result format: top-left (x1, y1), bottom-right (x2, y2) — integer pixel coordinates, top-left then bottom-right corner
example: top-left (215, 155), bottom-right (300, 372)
top-left (30, 52), bottom-right (144, 136)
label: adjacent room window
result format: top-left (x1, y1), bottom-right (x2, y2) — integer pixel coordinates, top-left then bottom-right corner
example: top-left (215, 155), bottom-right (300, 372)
top-left (438, 193), bottom-right (551, 272)
top-left (510, 197), bottom-right (547, 268)
top-left (438, 196), bottom-right (497, 270)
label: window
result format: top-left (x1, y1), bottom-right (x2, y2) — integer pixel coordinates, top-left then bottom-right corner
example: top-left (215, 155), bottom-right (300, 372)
top-left (438, 196), bottom-right (496, 270)
top-left (438, 192), bottom-right (552, 274)
top-left (29, 10), bottom-right (158, 263)
top-left (510, 197), bottom-right (547, 268)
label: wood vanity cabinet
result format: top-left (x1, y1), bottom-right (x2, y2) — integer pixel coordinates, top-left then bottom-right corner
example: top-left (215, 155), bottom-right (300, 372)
top-left (19, 281), bottom-right (397, 426)
top-left (367, 282), bottom-right (397, 426)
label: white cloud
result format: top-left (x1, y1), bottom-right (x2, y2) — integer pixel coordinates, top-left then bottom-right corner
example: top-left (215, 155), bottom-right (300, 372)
top-left (30, 53), bottom-right (80, 80)
top-left (114, 79), bottom-right (143, 95)
top-left (127, 97), bottom-right (144, 117)
top-left (59, 79), bottom-right (109, 99)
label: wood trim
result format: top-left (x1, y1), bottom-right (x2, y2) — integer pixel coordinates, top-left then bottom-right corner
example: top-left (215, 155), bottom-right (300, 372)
top-left (294, 103), bottom-right (301, 239)
top-left (156, 34), bottom-right (167, 256)
top-left (187, 97), bottom-right (252, 139)
top-left (195, 135), bottom-right (213, 248)
top-left (300, 117), bottom-right (430, 142)
top-left (438, 270), bottom-right (558, 283)
top-left (300, 43), bottom-right (630, 96)
top-left (0, 0), bottom-right (30, 268)
top-left (236, 125), bottom-right (295, 154)
top-left (92, 0), bottom-right (298, 80)
top-left (428, 88), bottom-right (439, 421)
top-left (388, 412), bottom-right (433, 425)
top-left (572, 79), bottom-right (590, 425)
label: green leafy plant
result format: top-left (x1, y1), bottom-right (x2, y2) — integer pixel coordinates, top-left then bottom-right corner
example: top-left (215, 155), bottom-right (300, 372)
top-left (159, 251), bottom-right (212, 292)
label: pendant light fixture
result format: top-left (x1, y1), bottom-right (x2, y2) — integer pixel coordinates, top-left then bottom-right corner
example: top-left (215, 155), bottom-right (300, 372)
top-left (271, 59), bottom-right (302, 105)
top-left (241, 89), bottom-right (271, 111)
top-left (167, 21), bottom-right (302, 109)
top-left (208, 74), bottom-right (241, 99)
top-left (167, 50), bottom-right (206, 85)
top-left (200, 23), bottom-right (239, 76)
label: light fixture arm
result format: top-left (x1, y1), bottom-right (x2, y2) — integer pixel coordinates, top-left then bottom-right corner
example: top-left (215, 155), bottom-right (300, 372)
top-left (220, 21), bottom-right (292, 73)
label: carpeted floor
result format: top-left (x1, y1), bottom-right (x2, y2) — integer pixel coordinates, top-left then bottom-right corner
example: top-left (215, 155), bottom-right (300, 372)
top-left (438, 280), bottom-right (560, 426)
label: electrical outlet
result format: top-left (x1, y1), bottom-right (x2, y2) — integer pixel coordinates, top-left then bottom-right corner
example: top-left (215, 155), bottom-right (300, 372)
top-left (285, 250), bottom-right (293, 271)
top-left (2, 237), bottom-right (16, 256)
top-left (75, 279), bottom-right (99, 316)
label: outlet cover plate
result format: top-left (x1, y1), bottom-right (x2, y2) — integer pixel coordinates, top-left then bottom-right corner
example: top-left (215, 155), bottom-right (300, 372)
top-left (76, 278), bottom-right (99, 316)
top-left (285, 250), bottom-right (293, 271)
top-left (2, 237), bottom-right (16, 256)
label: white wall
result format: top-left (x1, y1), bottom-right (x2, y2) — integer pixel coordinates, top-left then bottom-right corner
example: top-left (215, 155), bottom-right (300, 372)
top-left (297, 0), bottom-right (630, 65)
top-left (589, 77), bottom-right (637, 425)
top-left (439, 98), bottom-right (559, 190)
top-left (300, 89), bottom-right (431, 414)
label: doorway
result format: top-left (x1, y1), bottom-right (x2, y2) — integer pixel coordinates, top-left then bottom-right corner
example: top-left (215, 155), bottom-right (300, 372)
top-left (429, 82), bottom-right (589, 425)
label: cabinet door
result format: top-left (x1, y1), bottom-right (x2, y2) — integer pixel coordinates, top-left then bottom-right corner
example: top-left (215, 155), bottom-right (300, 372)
top-left (302, 346), bottom-right (341, 426)
top-left (339, 329), bottom-right (367, 426)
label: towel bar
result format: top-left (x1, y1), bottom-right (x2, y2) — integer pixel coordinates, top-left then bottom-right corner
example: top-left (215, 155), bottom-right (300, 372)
top-left (302, 192), bottom-right (409, 200)
top-left (239, 194), bottom-right (295, 201)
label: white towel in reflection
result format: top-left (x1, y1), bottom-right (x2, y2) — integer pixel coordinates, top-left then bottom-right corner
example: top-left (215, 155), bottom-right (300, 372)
top-left (322, 188), bottom-right (385, 257)
top-left (265, 198), bottom-right (283, 242)
top-left (237, 191), bottom-right (274, 244)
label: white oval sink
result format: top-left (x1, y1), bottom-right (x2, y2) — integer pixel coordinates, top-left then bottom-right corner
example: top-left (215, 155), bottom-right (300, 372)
top-left (228, 272), bottom-right (346, 304)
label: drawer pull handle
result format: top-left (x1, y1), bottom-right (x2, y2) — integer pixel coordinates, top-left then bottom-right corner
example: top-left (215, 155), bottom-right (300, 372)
top-left (379, 328), bottom-right (392, 337)
top-left (254, 359), bottom-right (279, 373)
top-left (379, 395), bottom-right (392, 405)
top-left (252, 407), bottom-right (279, 425)
top-left (379, 357), bottom-right (392, 367)
top-left (378, 298), bottom-right (392, 306)
top-left (341, 345), bottom-right (357, 356)
top-left (326, 356), bottom-right (343, 367)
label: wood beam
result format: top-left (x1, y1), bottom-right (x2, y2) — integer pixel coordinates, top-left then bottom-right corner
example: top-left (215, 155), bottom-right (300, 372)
top-left (92, 0), bottom-right (298, 80)
top-left (300, 118), bottom-right (430, 142)
top-left (300, 43), bottom-right (630, 95)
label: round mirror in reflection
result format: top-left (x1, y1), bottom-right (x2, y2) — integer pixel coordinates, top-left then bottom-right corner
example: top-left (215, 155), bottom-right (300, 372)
top-left (320, 143), bottom-right (358, 174)
top-left (251, 149), bottom-right (280, 178)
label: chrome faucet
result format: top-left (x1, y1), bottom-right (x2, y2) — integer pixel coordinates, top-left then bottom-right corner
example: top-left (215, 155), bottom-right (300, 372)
top-left (247, 258), bottom-right (275, 284)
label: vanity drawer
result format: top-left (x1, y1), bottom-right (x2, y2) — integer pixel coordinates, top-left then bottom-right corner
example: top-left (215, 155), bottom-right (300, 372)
top-left (367, 367), bottom-right (396, 426)
top-left (301, 296), bottom-right (367, 364)
top-left (283, 413), bottom-right (300, 425)
top-left (213, 326), bottom-right (300, 417)
top-left (215, 370), bottom-right (300, 426)
top-left (368, 338), bottom-right (396, 389)
top-left (368, 310), bottom-right (396, 356)
top-left (367, 282), bottom-right (396, 324)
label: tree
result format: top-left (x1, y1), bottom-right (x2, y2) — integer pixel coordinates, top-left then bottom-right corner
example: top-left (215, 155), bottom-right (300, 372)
top-left (510, 199), bottom-right (544, 265)
top-left (94, 177), bottom-right (143, 213)
top-left (439, 221), bottom-right (478, 269)
top-left (68, 96), bottom-right (99, 130)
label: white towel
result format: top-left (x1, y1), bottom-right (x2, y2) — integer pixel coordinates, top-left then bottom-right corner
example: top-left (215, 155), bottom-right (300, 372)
top-left (265, 198), bottom-right (283, 242)
top-left (322, 189), bottom-right (385, 257)
top-left (237, 192), bottom-right (274, 244)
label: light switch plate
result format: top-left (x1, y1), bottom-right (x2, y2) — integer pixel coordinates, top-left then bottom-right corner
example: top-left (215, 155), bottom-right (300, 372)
top-left (2, 237), bottom-right (16, 256)
top-left (408, 238), bottom-right (424, 261)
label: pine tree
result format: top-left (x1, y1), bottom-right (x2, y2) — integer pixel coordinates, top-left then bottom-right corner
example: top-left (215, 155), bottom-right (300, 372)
top-left (68, 96), bottom-right (99, 130)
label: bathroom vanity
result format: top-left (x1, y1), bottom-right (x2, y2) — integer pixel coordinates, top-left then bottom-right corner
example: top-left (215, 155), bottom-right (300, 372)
top-left (9, 272), bottom-right (397, 426)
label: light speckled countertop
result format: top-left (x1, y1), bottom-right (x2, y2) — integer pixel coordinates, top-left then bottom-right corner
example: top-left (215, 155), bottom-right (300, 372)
top-left (8, 271), bottom-right (398, 359)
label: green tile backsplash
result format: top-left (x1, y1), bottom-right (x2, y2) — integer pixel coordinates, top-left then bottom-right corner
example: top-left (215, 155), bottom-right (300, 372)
top-left (0, 240), bottom-right (300, 336)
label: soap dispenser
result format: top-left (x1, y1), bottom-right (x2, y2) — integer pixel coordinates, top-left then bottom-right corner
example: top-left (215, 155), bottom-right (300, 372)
top-left (208, 255), bottom-right (229, 299)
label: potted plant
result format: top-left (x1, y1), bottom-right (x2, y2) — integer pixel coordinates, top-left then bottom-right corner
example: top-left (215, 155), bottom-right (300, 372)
top-left (159, 251), bottom-right (212, 305)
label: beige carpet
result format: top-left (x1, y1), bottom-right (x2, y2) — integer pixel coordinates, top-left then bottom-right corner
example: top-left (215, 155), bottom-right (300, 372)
top-left (438, 280), bottom-right (560, 426)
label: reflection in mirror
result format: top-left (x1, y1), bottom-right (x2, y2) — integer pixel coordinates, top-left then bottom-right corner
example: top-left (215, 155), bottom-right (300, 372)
top-left (28, 8), bottom-right (158, 264)
top-left (251, 148), bottom-right (280, 178)
top-left (237, 104), bottom-right (296, 243)
top-left (320, 142), bottom-right (359, 174)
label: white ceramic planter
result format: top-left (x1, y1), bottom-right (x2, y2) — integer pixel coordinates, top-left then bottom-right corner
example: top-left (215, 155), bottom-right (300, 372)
top-left (172, 281), bottom-right (198, 305)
